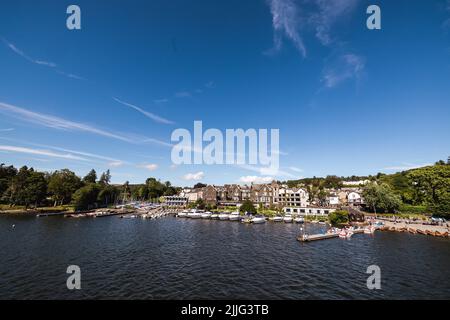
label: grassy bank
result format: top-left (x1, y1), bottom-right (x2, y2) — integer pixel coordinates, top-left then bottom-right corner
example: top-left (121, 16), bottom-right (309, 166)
top-left (0, 204), bottom-right (74, 214)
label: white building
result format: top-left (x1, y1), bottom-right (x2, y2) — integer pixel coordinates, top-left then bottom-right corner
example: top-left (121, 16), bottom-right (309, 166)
top-left (163, 195), bottom-right (188, 207)
top-left (327, 194), bottom-right (340, 206)
top-left (283, 207), bottom-right (336, 216)
top-left (275, 188), bottom-right (309, 207)
top-left (347, 191), bottom-right (363, 205)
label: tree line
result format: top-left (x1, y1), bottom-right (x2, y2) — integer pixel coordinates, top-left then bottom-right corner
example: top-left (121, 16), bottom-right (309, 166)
top-left (0, 164), bottom-right (179, 211)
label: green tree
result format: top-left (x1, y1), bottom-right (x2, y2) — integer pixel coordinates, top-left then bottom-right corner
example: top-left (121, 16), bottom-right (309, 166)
top-left (408, 165), bottom-right (450, 216)
top-left (48, 169), bottom-right (82, 206)
top-left (99, 169), bottom-right (111, 186)
top-left (193, 182), bottom-right (207, 189)
top-left (0, 163), bottom-right (17, 202)
top-left (329, 210), bottom-right (349, 226)
top-left (323, 175), bottom-right (343, 189)
top-left (239, 200), bottom-right (257, 214)
top-left (362, 182), bottom-right (402, 214)
top-left (82, 169), bottom-right (97, 184)
top-left (2, 167), bottom-right (47, 208)
top-left (72, 184), bottom-right (101, 210)
top-left (24, 171), bottom-right (48, 207)
top-left (194, 198), bottom-right (205, 210)
top-left (98, 185), bottom-right (120, 206)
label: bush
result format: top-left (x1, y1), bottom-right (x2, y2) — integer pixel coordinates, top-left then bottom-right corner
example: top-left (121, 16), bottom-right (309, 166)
top-left (328, 210), bottom-right (349, 226)
top-left (239, 200), bottom-right (257, 214)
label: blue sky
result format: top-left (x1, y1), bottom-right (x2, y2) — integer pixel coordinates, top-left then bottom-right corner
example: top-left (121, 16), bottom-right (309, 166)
top-left (0, 0), bottom-right (449, 186)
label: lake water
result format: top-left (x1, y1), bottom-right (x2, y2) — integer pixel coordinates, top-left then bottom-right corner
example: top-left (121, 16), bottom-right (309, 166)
top-left (1, 215), bottom-right (449, 299)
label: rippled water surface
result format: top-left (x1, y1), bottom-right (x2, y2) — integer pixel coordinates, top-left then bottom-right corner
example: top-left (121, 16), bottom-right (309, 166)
top-left (1, 215), bottom-right (450, 299)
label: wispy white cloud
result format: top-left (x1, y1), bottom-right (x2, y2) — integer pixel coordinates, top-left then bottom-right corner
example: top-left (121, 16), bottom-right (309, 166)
top-left (55, 70), bottom-right (84, 80)
top-left (154, 98), bottom-right (169, 104)
top-left (183, 171), bottom-right (204, 181)
top-left (239, 164), bottom-right (296, 178)
top-left (289, 166), bottom-right (303, 173)
top-left (266, 0), bottom-right (358, 57)
top-left (1, 38), bottom-right (57, 67)
top-left (266, 0), bottom-right (363, 89)
top-left (112, 97), bottom-right (174, 125)
top-left (239, 175), bottom-right (274, 184)
top-left (140, 163), bottom-right (159, 171)
top-left (0, 145), bottom-right (88, 161)
top-left (0, 136), bottom-right (129, 167)
top-left (0, 128), bottom-right (14, 132)
top-left (108, 161), bottom-right (124, 167)
top-left (266, 0), bottom-right (306, 57)
top-left (310, 0), bottom-right (358, 46)
top-left (175, 91), bottom-right (192, 98)
top-left (0, 101), bottom-right (169, 146)
top-left (322, 53), bottom-right (365, 88)
top-left (205, 81), bottom-right (215, 89)
top-left (1, 37), bottom-right (83, 80)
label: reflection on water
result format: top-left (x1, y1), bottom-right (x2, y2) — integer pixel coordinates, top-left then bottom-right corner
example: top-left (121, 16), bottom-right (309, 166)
top-left (0, 215), bottom-right (449, 299)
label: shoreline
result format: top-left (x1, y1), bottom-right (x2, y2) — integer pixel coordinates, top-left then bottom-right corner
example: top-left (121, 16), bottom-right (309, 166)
top-left (378, 220), bottom-right (450, 238)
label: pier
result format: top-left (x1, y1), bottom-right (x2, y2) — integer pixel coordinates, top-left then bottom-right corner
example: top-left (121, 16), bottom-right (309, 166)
top-left (298, 229), bottom-right (365, 242)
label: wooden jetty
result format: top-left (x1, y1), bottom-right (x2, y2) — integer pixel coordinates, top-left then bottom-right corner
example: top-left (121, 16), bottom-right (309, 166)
top-left (36, 212), bottom-right (66, 217)
top-left (298, 229), bottom-right (365, 242)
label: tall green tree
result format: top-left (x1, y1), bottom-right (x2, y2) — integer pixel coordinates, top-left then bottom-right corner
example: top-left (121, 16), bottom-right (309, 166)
top-left (99, 169), bottom-right (111, 186)
top-left (239, 200), bottom-right (257, 214)
top-left (98, 185), bottom-right (120, 206)
top-left (2, 167), bottom-right (47, 207)
top-left (72, 184), bottom-right (101, 210)
top-left (82, 169), bottom-right (97, 184)
top-left (48, 169), bottom-right (82, 206)
top-left (408, 165), bottom-right (450, 216)
top-left (362, 182), bottom-right (402, 214)
top-left (0, 163), bottom-right (17, 202)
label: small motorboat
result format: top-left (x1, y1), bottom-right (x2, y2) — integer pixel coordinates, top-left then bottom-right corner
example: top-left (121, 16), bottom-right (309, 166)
top-left (177, 211), bottom-right (188, 218)
top-left (241, 217), bottom-right (252, 223)
top-left (187, 210), bottom-right (202, 219)
top-left (201, 212), bottom-right (212, 219)
top-left (229, 211), bottom-right (241, 221)
top-left (339, 229), bottom-right (347, 238)
top-left (218, 213), bottom-right (230, 220)
top-left (251, 216), bottom-right (266, 224)
top-left (364, 226), bottom-right (376, 234)
top-left (121, 214), bottom-right (137, 219)
top-left (270, 216), bottom-right (283, 222)
top-left (211, 213), bottom-right (219, 219)
top-left (283, 215), bottom-right (293, 223)
top-left (294, 217), bottom-right (304, 224)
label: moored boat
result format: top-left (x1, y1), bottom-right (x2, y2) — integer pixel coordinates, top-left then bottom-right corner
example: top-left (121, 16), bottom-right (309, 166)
top-left (177, 210), bottom-right (189, 218)
top-left (364, 226), bottom-right (376, 234)
top-left (187, 210), bottom-right (202, 219)
top-left (218, 213), bottom-right (230, 220)
top-left (283, 215), bottom-right (293, 223)
top-left (269, 216), bottom-right (283, 222)
top-left (229, 211), bottom-right (241, 221)
top-left (210, 213), bottom-right (219, 219)
top-left (294, 217), bottom-right (304, 224)
top-left (201, 212), bottom-right (212, 219)
top-left (251, 216), bottom-right (266, 224)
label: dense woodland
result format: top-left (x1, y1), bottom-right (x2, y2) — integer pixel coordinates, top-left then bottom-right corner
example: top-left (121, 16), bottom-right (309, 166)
top-left (0, 165), bottom-right (179, 210)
